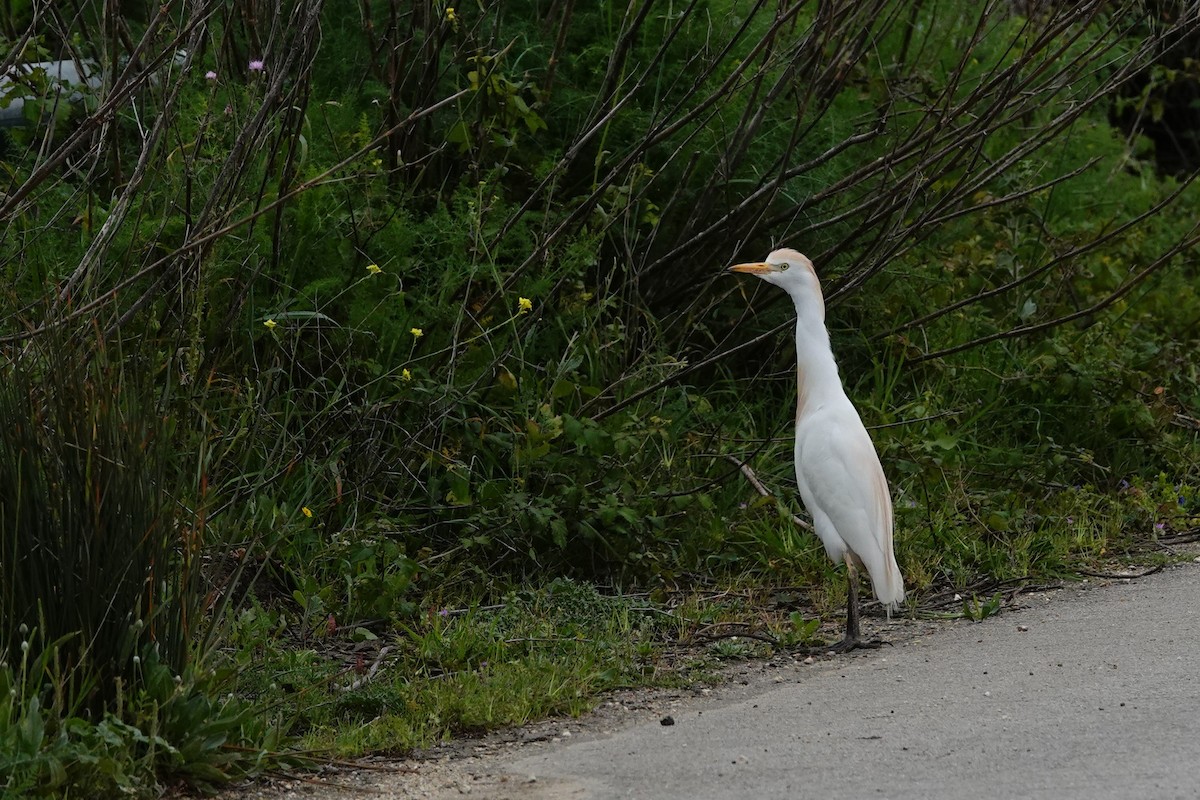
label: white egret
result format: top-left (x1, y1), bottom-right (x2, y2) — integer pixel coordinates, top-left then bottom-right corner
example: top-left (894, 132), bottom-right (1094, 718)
top-left (729, 248), bottom-right (904, 651)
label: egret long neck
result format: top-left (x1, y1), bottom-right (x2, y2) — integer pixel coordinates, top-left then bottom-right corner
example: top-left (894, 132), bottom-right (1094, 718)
top-left (790, 290), bottom-right (842, 421)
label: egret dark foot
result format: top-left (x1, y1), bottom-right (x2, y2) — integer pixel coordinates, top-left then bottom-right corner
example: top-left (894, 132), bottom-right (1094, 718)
top-left (795, 563), bottom-right (893, 656)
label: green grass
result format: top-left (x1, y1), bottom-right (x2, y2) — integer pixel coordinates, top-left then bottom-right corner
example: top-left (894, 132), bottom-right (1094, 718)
top-left (225, 579), bottom-right (698, 756)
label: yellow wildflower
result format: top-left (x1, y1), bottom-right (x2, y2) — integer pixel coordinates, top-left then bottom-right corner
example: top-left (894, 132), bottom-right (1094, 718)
top-left (518, 297), bottom-right (533, 314)
top-left (302, 506), bottom-right (313, 518)
top-left (401, 368), bottom-right (412, 382)
top-left (263, 319), bottom-right (277, 330)
top-left (446, 7), bottom-right (456, 22)
top-left (367, 263), bottom-right (382, 275)
top-left (411, 327), bottom-right (423, 338)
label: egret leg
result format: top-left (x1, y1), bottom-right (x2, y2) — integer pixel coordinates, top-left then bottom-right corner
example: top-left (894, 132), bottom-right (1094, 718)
top-left (796, 560), bottom-right (889, 655)
top-left (845, 560), bottom-right (864, 641)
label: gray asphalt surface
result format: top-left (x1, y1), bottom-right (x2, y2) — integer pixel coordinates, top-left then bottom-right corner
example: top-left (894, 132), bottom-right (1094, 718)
top-left (501, 562), bottom-right (1200, 800)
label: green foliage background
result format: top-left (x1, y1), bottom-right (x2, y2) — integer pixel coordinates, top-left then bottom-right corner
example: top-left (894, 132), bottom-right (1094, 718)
top-left (1, 0), bottom-right (1198, 794)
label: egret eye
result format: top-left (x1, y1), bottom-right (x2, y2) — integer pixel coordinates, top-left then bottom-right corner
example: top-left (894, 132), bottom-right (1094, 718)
top-left (779, 264), bottom-right (790, 271)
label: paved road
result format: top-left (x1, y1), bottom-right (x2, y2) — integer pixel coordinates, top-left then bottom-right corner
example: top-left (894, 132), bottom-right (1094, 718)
top-left (498, 562), bottom-right (1199, 800)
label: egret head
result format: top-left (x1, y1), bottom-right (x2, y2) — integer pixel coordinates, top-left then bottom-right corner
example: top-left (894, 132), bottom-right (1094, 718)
top-left (728, 248), bottom-right (822, 304)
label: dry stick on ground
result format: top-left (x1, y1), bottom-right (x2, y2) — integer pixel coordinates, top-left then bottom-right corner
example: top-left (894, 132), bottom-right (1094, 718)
top-left (689, 621), bottom-right (780, 647)
top-left (918, 576), bottom-right (1030, 610)
top-left (725, 454), bottom-right (814, 532)
top-left (342, 645), bottom-right (393, 692)
top-left (1159, 528), bottom-right (1200, 545)
top-left (1076, 565), bottom-right (1164, 580)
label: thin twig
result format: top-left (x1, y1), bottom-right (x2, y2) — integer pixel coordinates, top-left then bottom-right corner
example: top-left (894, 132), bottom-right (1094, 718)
top-left (342, 645), bottom-right (392, 692)
top-left (725, 455), bottom-right (814, 532)
top-left (1158, 528), bottom-right (1200, 545)
top-left (1076, 565), bottom-right (1164, 580)
top-left (689, 622), bottom-right (781, 647)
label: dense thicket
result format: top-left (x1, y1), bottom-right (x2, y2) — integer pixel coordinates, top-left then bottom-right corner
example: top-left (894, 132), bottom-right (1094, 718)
top-left (1, 0), bottom-right (1198, 793)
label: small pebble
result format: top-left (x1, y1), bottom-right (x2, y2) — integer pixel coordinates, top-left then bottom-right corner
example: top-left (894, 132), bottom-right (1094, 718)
top-left (660, 715), bottom-right (675, 726)
top-left (1017, 625), bottom-right (1029, 632)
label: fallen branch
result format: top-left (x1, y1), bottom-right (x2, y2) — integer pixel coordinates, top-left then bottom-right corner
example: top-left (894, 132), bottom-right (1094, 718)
top-left (688, 622), bottom-right (781, 647)
top-left (918, 576), bottom-right (1031, 610)
top-left (1076, 565), bottom-right (1164, 580)
top-left (725, 455), bottom-right (814, 532)
top-left (1158, 528), bottom-right (1200, 545)
top-left (1171, 413), bottom-right (1200, 431)
top-left (342, 645), bottom-right (392, 692)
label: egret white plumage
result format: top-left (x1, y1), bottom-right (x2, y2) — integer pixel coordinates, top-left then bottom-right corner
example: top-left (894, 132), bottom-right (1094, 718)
top-left (729, 248), bottom-right (904, 651)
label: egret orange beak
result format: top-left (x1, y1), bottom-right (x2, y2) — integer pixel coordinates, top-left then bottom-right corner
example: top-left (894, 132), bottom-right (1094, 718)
top-left (728, 261), bottom-right (772, 274)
